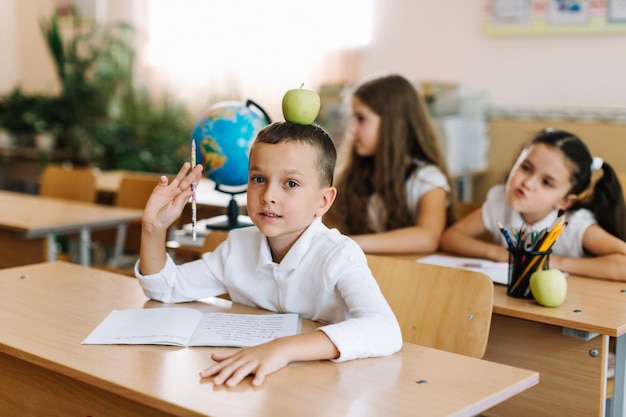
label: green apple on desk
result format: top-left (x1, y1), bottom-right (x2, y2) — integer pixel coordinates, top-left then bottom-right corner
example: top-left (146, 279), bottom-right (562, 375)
top-left (529, 269), bottom-right (567, 307)
top-left (282, 85), bottom-right (321, 125)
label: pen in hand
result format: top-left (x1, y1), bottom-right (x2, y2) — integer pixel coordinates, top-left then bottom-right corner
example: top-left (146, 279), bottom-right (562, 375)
top-left (191, 139), bottom-right (197, 241)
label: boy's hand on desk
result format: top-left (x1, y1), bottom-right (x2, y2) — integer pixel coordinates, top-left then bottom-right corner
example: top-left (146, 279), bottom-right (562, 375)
top-left (200, 339), bottom-right (290, 387)
top-left (199, 332), bottom-right (339, 387)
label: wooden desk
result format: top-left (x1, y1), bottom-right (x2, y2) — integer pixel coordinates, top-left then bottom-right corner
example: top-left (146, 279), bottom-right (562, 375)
top-left (94, 171), bottom-right (249, 262)
top-left (94, 169), bottom-right (163, 195)
top-left (95, 170), bottom-right (247, 226)
top-left (95, 170), bottom-right (246, 208)
top-left (482, 277), bottom-right (626, 417)
top-left (0, 190), bottom-right (142, 267)
top-left (0, 261), bottom-right (538, 417)
top-left (396, 253), bottom-right (626, 416)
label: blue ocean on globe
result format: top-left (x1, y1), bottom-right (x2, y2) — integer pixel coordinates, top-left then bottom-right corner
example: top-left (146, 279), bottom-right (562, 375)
top-left (191, 100), bottom-right (271, 187)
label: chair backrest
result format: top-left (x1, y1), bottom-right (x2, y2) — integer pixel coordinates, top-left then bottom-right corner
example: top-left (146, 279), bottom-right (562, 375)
top-left (366, 254), bottom-right (494, 358)
top-left (105, 175), bottom-right (158, 255)
top-left (201, 231), bottom-right (229, 253)
top-left (114, 175), bottom-right (159, 209)
top-left (39, 164), bottom-right (97, 203)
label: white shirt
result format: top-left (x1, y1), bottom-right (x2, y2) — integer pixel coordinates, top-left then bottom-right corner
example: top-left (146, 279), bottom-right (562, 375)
top-left (368, 161), bottom-right (450, 232)
top-left (136, 217), bottom-right (402, 362)
top-left (482, 185), bottom-right (596, 258)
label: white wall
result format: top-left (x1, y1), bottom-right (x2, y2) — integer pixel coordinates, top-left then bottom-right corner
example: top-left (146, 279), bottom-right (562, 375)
top-left (22, 1), bottom-right (61, 94)
top-left (3, 0), bottom-right (626, 112)
top-left (0, 0), bottom-right (21, 92)
top-left (363, 0), bottom-right (626, 111)
top-left (1, 0), bottom-right (133, 96)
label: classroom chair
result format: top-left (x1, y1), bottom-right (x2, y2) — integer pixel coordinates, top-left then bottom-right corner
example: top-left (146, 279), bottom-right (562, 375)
top-left (201, 230), bottom-right (229, 253)
top-left (39, 164), bottom-right (98, 203)
top-left (366, 254), bottom-right (494, 358)
top-left (39, 164), bottom-right (99, 261)
top-left (201, 230), bottom-right (231, 300)
top-left (92, 175), bottom-right (158, 276)
top-left (113, 176), bottom-right (159, 254)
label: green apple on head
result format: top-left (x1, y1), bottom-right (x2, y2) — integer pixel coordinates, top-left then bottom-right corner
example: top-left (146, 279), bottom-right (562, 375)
top-left (282, 84), bottom-right (321, 125)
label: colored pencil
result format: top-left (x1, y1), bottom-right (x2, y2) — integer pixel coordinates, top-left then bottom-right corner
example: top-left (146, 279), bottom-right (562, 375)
top-left (498, 222), bottom-right (516, 250)
top-left (191, 139), bottom-right (197, 241)
top-left (509, 214), bottom-right (566, 296)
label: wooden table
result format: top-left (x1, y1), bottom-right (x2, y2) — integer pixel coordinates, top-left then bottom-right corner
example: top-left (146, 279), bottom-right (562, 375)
top-left (0, 190), bottom-right (142, 267)
top-left (94, 169), bottom-right (163, 196)
top-left (482, 276), bottom-right (626, 417)
top-left (95, 170), bottom-right (248, 230)
top-left (95, 170), bottom-right (246, 209)
top-left (94, 170), bottom-right (249, 259)
top-left (0, 261), bottom-right (538, 417)
top-left (391, 252), bottom-right (626, 417)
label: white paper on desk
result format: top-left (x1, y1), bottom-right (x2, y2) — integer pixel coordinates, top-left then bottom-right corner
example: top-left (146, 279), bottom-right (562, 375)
top-left (81, 308), bottom-right (301, 347)
top-left (418, 255), bottom-right (509, 285)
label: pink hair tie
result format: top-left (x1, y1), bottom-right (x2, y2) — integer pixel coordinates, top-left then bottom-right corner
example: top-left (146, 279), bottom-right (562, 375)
top-left (590, 156), bottom-right (604, 172)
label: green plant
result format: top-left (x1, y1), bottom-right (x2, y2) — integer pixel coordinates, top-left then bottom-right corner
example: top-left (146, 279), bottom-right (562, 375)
top-left (38, 8), bottom-right (193, 173)
top-left (87, 88), bottom-right (191, 174)
top-left (0, 6), bottom-right (192, 174)
top-left (0, 89), bottom-right (33, 133)
top-left (39, 9), bottom-right (135, 150)
top-left (0, 89), bottom-right (56, 134)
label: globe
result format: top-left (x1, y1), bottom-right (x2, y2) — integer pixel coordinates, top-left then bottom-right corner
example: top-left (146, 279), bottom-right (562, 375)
top-left (190, 99), bottom-right (271, 231)
top-left (191, 99), bottom-right (271, 187)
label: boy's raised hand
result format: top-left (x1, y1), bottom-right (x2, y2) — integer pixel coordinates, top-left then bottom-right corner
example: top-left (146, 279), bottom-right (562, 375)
top-left (143, 162), bottom-right (204, 231)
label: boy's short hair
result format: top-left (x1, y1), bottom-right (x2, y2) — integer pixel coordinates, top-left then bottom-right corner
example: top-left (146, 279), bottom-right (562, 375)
top-left (253, 121), bottom-right (337, 187)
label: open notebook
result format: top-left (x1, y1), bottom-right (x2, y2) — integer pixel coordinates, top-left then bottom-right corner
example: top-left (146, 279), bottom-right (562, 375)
top-left (82, 309), bottom-right (301, 347)
top-left (418, 255), bottom-right (509, 285)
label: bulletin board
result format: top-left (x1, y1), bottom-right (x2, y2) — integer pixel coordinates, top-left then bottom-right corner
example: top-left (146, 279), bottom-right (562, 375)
top-left (483, 0), bottom-right (626, 36)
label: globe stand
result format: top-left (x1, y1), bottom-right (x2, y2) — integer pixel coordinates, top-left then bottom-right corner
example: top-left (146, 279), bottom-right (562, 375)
top-left (205, 185), bottom-right (252, 231)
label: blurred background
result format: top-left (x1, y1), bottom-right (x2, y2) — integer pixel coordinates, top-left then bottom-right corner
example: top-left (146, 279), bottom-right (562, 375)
top-left (2, 0), bottom-right (626, 201)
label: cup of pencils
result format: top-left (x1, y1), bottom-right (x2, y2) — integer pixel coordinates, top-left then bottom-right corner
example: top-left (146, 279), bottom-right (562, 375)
top-left (507, 248), bottom-right (552, 299)
top-left (501, 210), bottom-right (567, 299)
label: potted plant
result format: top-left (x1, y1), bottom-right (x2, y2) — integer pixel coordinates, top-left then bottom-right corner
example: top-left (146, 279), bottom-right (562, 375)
top-left (0, 89), bottom-right (58, 148)
top-left (38, 9), bottom-right (191, 173)
top-left (87, 88), bottom-right (191, 174)
top-left (27, 95), bottom-right (62, 151)
top-left (0, 89), bottom-right (37, 145)
top-left (0, 7), bottom-right (192, 174)
top-left (39, 9), bottom-right (135, 156)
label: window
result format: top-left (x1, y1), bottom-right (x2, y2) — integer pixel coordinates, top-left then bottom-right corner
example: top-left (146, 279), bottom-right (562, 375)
top-left (141, 0), bottom-right (373, 119)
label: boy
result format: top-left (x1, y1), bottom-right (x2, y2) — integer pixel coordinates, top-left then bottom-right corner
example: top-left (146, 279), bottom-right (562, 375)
top-left (136, 121), bottom-right (402, 387)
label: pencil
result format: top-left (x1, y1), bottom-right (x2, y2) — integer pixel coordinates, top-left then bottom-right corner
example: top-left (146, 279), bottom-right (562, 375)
top-left (498, 222), bottom-right (516, 250)
top-left (536, 221), bottom-right (567, 270)
top-left (534, 213), bottom-right (565, 252)
top-left (191, 139), bottom-right (197, 241)
top-left (516, 223), bottom-right (527, 251)
top-left (510, 218), bottom-right (566, 293)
